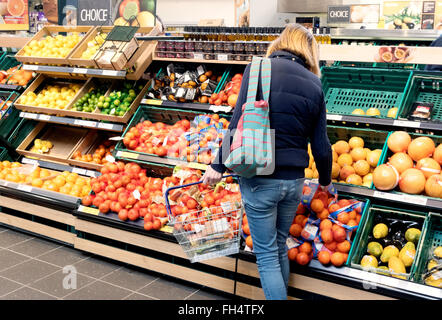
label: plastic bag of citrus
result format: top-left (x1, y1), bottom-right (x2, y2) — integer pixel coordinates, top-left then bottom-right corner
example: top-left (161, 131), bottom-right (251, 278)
top-left (287, 181), bottom-right (367, 267)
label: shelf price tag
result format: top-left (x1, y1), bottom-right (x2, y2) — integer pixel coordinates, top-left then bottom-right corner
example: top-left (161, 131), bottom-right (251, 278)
top-left (72, 68), bottom-right (87, 74)
top-left (402, 194), bottom-right (427, 206)
top-left (86, 170), bottom-right (99, 177)
top-left (39, 114), bottom-right (51, 121)
top-left (108, 136), bottom-right (123, 141)
top-left (393, 120), bottom-right (420, 128)
top-left (143, 99), bottom-right (163, 106)
top-left (327, 114), bottom-right (343, 121)
top-left (72, 168), bottom-right (87, 175)
top-left (21, 112), bottom-right (37, 119)
top-left (98, 123), bottom-right (114, 130)
top-left (78, 205), bottom-right (99, 216)
top-left (217, 54), bottom-right (228, 61)
top-left (188, 162), bottom-right (208, 171)
top-left (373, 191), bottom-right (404, 202)
top-left (22, 158), bottom-right (39, 165)
top-left (102, 70), bottom-right (119, 76)
top-left (105, 155), bottom-right (116, 163)
top-left (193, 53), bottom-right (204, 60)
top-left (209, 105), bottom-right (232, 113)
top-left (116, 151), bottom-right (139, 160)
top-left (23, 65), bottom-right (38, 71)
top-left (160, 225), bottom-right (174, 234)
top-left (74, 119), bottom-right (97, 128)
top-left (17, 184), bottom-right (33, 193)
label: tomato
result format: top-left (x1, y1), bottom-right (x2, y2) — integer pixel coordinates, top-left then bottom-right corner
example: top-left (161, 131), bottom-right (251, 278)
top-left (116, 161), bottom-right (125, 172)
top-left (152, 219), bottom-right (161, 230)
top-left (128, 208), bottom-right (139, 221)
top-left (156, 146), bottom-right (167, 157)
top-left (205, 195), bottom-right (215, 206)
top-left (121, 175), bottom-right (131, 186)
top-left (144, 213), bottom-right (153, 223)
top-left (105, 185), bottom-right (116, 193)
top-left (127, 196), bottom-right (137, 206)
top-left (82, 195), bottom-right (93, 206)
top-left (110, 201), bottom-right (118, 212)
top-left (92, 196), bottom-right (104, 207)
top-left (139, 199), bottom-right (149, 208)
top-left (118, 194), bottom-right (128, 208)
top-left (144, 221), bottom-right (153, 231)
top-left (118, 209), bottom-right (128, 221)
top-left (99, 202), bottom-right (110, 214)
top-left (141, 190), bottom-right (150, 199)
top-left (139, 208), bottom-right (148, 218)
top-left (92, 183), bottom-right (102, 194)
top-left (114, 202), bottom-right (122, 213)
top-left (186, 198), bottom-right (198, 210)
top-left (126, 183), bottom-right (136, 192)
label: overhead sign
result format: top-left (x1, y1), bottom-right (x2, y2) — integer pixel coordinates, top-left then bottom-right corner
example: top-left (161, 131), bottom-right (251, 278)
top-left (328, 6), bottom-right (351, 24)
top-left (77, 0), bottom-right (112, 25)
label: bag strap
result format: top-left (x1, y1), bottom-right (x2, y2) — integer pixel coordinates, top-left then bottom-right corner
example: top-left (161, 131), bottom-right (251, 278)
top-left (244, 57), bottom-right (262, 109)
top-left (260, 58), bottom-right (271, 102)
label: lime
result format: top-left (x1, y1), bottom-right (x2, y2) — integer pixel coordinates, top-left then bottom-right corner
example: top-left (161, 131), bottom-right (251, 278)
top-left (118, 110), bottom-right (125, 116)
top-left (105, 97), bottom-right (111, 102)
top-left (98, 96), bottom-right (105, 102)
top-left (114, 99), bottom-right (120, 106)
top-left (97, 102), bottom-right (103, 109)
top-left (103, 102), bottom-right (110, 109)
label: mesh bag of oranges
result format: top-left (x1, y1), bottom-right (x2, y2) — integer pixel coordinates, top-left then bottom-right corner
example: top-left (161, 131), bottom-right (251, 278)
top-left (285, 180), bottom-right (367, 267)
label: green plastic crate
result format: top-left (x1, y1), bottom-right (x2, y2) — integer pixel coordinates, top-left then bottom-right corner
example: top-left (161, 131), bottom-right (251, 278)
top-left (349, 205), bottom-right (427, 281)
top-left (412, 212), bottom-right (442, 287)
top-left (399, 72), bottom-right (442, 122)
top-left (321, 67), bottom-right (412, 118)
top-left (0, 146), bottom-right (13, 161)
top-left (379, 132), bottom-right (442, 202)
top-left (6, 118), bottom-right (38, 149)
top-left (0, 90), bottom-right (20, 140)
top-left (0, 54), bottom-right (20, 72)
top-left (373, 63), bottom-right (422, 70)
top-left (333, 61), bottom-right (375, 68)
top-left (326, 125), bottom-right (390, 188)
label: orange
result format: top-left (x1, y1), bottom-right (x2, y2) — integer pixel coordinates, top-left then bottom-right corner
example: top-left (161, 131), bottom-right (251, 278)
top-left (242, 223), bottom-right (250, 236)
top-left (356, 214), bottom-right (362, 224)
top-left (299, 242), bottom-right (312, 255)
top-left (296, 252), bottom-right (310, 266)
top-left (301, 217), bottom-right (308, 228)
top-left (338, 199), bottom-right (351, 208)
top-left (337, 212), bottom-right (350, 225)
top-left (245, 235), bottom-right (253, 249)
top-left (331, 252), bottom-right (345, 267)
top-left (324, 241), bottom-right (337, 251)
top-left (288, 247), bottom-right (298, 261)
top-left (296, 203), bottom-right (306, 214)
top-left (348, 210), bottom-right (357, 220)
top-left (318, 250), bottom-right (331, 265)
top-left (320, 219), bottom-right (332, 231)
top-left (294, 215), bottom-right (305, 226)
top-left (347, 219), bottom-right (358, 228)
top-left (336, 240), bottom-right (351, 253)
top-left (311, 199), bottom-right (324, 214)
top-left (333, 226), bottom-right (347, 243)
top-left (289, 224), bottom-right (302, 238)
top-left (321, 228), bottom-right (333, 244)
top-left (317, 208), bottom-right (329, 220)
top-left (328, 203), bottom-right (341, 213)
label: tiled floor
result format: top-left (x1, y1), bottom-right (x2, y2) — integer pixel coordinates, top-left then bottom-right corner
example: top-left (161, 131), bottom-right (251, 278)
top-left (0, 225), bottom-right (231, 300)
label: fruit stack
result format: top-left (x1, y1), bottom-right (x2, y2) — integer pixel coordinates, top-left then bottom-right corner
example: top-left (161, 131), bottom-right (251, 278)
top-left (422, 246), bottom-right (442, 288)
top-left (18, 83), bottom-right (81, 109)
top-left (0, 161), bottom-right (91, 197)
top-left (208, 73), bottom-right (242, 108)
top-left (122, 114), bottom-right (229, 164)
top-left (358, 218), bottom-right (422, 279)
top-left (243, 181), bottom-right (366, 268)
top-left (306, 136), bottom-right (383, 188)
top-left (351, 107), bottom-right (398, 118)
top-left (80, 32), bottom-right (108, 60)
top-left (373, 131), bottom-right (441, 198)
top-left (72, 140), bottom-right (116, 165)
top-left (0, 65), bottom-right (34, 87)
top-left (22, 33), bottom-right (83, 58)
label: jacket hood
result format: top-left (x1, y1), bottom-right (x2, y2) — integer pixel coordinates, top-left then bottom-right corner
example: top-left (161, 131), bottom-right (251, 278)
top-left (268, 50), bottom-right (308, 69)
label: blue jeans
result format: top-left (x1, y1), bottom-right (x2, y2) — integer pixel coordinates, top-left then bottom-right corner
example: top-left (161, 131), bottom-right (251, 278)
top-left (239, 177), bottom-right (304, 300)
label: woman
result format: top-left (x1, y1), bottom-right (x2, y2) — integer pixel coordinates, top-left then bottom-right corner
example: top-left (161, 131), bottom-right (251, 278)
top-left (202, 23), bottom-right (332, 300)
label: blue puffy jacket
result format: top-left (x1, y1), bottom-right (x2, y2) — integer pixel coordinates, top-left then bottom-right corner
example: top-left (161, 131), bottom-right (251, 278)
top-left (425, 35), bottom-right (442, 72)
top-left (211, 50), bottom-right (332, 186)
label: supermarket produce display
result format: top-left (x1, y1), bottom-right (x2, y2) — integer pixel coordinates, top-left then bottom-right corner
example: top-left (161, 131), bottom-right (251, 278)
top-left (0, 26), bottom-right (441, 300)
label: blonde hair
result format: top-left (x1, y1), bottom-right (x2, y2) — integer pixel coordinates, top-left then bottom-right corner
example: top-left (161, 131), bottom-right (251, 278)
top-left (266, 23), bottom-right (321, 77)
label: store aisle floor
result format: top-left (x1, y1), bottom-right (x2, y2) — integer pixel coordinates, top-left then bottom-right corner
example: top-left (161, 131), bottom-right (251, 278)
top-left (0, 224), bottom-right (231, 300)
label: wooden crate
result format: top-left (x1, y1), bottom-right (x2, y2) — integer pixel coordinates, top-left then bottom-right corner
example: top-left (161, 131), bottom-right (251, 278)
top-left (16, 122), bottom-right (89, 164)
top-left (14, 74), bottom-right (91, 116)
top-left (68, 26), bottom-right (115, 68)
top-left (67, 130), bottom-right (117, 171)
top-left (15, 26), bottom-right (94, 66)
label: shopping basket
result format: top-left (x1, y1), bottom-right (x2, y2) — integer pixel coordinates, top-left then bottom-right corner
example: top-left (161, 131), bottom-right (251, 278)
top-left (165, 175), bottom-right (243, 263)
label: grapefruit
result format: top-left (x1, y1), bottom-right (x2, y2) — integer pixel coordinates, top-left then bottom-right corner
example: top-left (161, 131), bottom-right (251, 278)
top-left (334, 141), bottom-right (350, 155)
top-left (434, 144), bottom-right (442, 165)
top-left (388, 131), bottom-right (411, 153)
top-left (408, 137), bottom-right (436, 162)
top-left (389, 152), bottom-right (413, 174)
top-left (373, 164), bottom-right (399, 191)
top-left (399, 168), bottom-right (426, 194)
top-left (416, 158), bottom-right (441, 179)
top-left (425, 174), bottom-right (442, 198)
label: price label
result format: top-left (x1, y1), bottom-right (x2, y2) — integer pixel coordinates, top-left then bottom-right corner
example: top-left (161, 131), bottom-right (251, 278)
top-left (402, 194), bottom-right (427, 206)
top-left (143, 99), bottom-right (163, 106)
top-left (24, 64), bottom-right (38, 70)
top-left (86, 170), bottom-right (99, 177)
top-left (98, 123), bottom-right (114, 130)
top-left (217, 54), bottom-right (228, 61)
top-left (17, 184), bottom-right (32, 192)
top-left (286, 237), bottom-right (299, 249)
top-left (73, 68), bottom-right (87, 74)
top-left (74, 120), bottom-right (97, 127)
top-left (102, 70), bottom-right (118, 76)
top-left (78, 205), bottom-right (99, 215)
top-left (108, 136), bottom-right (123, 141)
top-left (160, 225), bottom-right (174, 233)
top-left (373, 191), bottom-right (403, 202)
top-left (22, 158), bottom-right (38, 165)
top-left (22, 113), bottom-right (37, 119)
top-left (133, 189), bottom-right (141, 200)
top-left (72, 168), bottom-right (87, 175)
top-left (393, 120), bottom-right (420, 128)
top-left (105, 155), bottom-right (116, 163)
top-left (116, 151), bottom-right (139, 160)
top-left (39, 114), bottom-right (51, 121)
top-left (209, 105), bottom-right (232, 113)
top-left (188, 162), bottom-right (208, 171)
top-left (193, 53), bottom-right (204, 60)
top-left (327, 114), bottom-right (343, 121)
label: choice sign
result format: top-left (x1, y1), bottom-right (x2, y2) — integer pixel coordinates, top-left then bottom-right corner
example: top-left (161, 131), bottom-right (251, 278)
top-left (328, 6), bottom-right (351, 23)
top-left (77, 0), bottom-right (113, 25)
